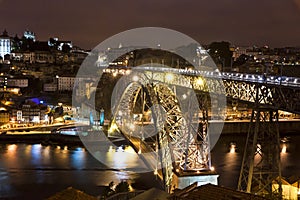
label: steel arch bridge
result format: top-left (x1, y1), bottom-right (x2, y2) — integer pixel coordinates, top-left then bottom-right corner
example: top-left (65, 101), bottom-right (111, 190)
top-left (107, 66), bottom-right (300, 194)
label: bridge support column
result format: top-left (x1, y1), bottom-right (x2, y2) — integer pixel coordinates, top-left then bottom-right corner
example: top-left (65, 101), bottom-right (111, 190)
top-left (238, 108), bottom-right (282, 198)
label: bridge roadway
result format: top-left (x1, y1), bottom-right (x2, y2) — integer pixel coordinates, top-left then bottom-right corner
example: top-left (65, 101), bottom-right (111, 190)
top-left (132, 66), bottom-right (300, 87)
top-left (112, 66), bottom-right (300, 114)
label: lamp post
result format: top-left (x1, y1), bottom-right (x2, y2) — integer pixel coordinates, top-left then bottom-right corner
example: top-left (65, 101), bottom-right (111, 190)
top-left (55, 75), bottom-right (59, 93)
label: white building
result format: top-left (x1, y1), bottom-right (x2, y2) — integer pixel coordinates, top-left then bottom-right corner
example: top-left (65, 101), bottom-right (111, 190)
top-left (58, 76), bottom-right (75, 91)
top-left (48, 37), bottom-right (72, 51)
top-left (58, 76), bottom-right (98, 98)
top-left (11, 51), bottom-right (35, 63)
top-left (7, 78), bottom-right (28, 88)
top-left (43, 83), bottom-right (57, 92)
top-left (57, 41), bottom-right (72, 51)
top-left (75, 81), bottom-right (97, 98)
top-left (23, 52), bottom-right (35, 63)
top-left (0, 30), bottom-right (11, 60)
top-left (0, 77), bottom-right (28, 88)
top-left (24, 30), bottom-right (36, 41)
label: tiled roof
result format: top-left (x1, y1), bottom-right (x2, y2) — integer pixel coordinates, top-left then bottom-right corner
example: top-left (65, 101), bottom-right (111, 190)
top-left (169, 184), bottom-right (267, 200)
top-left (130, 187), bottom-right (170, 200)
top-left (46, 187), bottom-right (97, 200)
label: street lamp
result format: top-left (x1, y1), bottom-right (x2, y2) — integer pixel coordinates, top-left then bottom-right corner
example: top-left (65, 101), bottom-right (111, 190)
top-left (165, 73), bottom-right (174, 82)
top-left (195, 77), bottom-right (204, 86)
top-left (128, 123), bottom-right (135, 139)
top-left (132, 75), bottom-right (139, 82)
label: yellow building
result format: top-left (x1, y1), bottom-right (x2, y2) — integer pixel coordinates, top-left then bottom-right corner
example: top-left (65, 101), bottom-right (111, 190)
top-left (0, 110), bottom-right (10, 123)
top-left (273, 177), bottom-right (300, 200)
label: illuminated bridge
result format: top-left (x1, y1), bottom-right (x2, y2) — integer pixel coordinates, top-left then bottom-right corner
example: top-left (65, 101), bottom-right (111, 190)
top-left (104, 66), bottom-right (300, 195)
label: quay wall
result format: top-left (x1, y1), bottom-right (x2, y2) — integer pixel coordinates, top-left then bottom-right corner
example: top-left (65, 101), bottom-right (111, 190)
top-left (218, 120), bottom-right (300, 135)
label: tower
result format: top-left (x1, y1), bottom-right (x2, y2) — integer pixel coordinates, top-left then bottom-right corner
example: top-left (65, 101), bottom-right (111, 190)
top-left (238, 84), bottom-right (282, 198)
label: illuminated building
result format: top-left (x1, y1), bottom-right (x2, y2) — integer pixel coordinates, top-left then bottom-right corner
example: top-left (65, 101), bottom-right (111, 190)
top-left (58, 76), bottom-right (75, 91)
top-left (23, 30), bottom-right (36, 41)
top-left (0, 30), bottom-right (11, 60)
top-left (0, 77), bottom-right (28, 88)
top-left (0, 110), bottom-right (9, 123)
top-left (48, 37), bottom-right (72, 51)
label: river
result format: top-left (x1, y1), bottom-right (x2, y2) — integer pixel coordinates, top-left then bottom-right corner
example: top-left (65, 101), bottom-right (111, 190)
top-left (0, 133), bottom-right (299, 199)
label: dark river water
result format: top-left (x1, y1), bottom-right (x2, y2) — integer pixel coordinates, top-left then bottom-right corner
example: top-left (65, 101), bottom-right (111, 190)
top-left (0, 133), bottom-right (299, 199)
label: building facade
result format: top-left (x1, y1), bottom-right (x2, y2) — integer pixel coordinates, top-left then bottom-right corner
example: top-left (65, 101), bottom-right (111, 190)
top-left (0, 111), bottom-right (9, 123)
top-left (43, 83), bottom-right (57, 92)
top-left (0, 30), bottom-right (11, 60)
top-left (23, 30), bottom-right (36, 41)
top-left (58, 76), bottom-right (75, 91)
top-left (7, 78), bottom-right (28, 88)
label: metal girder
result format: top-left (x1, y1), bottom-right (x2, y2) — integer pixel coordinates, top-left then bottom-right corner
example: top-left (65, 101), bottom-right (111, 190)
top-left (109, 68), bottom-right (298, 197)
top-left (140, 68), bottom-right (300, 113)
top-left (238, 108), bottom-right (282, 198)
top-left (223, 80), bottom-right (300, 113)
top-left (111, 72), bottom-right (211, 192)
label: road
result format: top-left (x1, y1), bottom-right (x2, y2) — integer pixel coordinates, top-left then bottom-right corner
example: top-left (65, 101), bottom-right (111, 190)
top-left (0, 122), bottom-right (79, 135)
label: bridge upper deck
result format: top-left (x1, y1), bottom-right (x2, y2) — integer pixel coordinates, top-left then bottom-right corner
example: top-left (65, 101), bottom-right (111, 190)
top-left (105, 66), bottom-right (300, 114)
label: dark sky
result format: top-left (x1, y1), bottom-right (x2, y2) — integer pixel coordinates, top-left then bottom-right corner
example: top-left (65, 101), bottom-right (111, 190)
top-left (1, 0), bottom-right (300, 49)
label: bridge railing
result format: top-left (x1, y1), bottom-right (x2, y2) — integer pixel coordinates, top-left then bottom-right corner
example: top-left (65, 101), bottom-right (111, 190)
top-left (102, 66), bottom-right (300, 113)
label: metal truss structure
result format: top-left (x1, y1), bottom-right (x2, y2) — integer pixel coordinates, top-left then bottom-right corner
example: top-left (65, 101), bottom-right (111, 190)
top-left (111, 72), bottom-right (212, 192)
top-left (132, 66), bottom-right (300, 113)
top-left (237, 108), bottom-right (282, 197)
top-left (107, 67), bottom-right (300, 195)
top-left (223, 80), bottom-right (300, 114)
top-left (224, 80), bottom-right (300, 198)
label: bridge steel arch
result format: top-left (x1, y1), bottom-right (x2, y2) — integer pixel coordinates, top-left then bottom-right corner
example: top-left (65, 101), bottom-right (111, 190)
top-left (110, 72), bottom-right (213, 192)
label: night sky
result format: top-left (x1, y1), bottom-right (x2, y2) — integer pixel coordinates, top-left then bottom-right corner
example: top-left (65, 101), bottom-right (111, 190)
top-left (1, 0), bottom-right (300, 49)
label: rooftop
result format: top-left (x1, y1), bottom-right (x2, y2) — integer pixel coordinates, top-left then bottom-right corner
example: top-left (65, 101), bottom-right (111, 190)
top-left (169, 183), bottom-right (267, 200)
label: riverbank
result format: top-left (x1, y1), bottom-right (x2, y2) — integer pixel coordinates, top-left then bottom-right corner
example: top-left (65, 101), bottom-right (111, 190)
top-left (0, 133), bottom-right (127, 147)
top-left (215, 119), bottom-right (300, 134)
top-left (1, 119), bottom-right (299, 145)
top-left (0, 133), bottom-right (81, 145)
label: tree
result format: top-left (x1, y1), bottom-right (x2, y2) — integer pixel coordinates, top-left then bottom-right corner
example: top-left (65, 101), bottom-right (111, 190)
top-left (48, 38), bottom-right (59, 50)
top-left (21, 36), bottom-right (35, 51)
top-left (101, 181), bottom-right (115, 199)
top-left (115, 181), bottom-right (130, 193)
top-left (12, 34), bottom-right (21, 51)
top-left (233, 54), bottom-right (250, 66)
top-left (62, 43), bottom-right (71, 53)
top-left (101, 181), bottom-right (130, 199)
top-left (208, 41), bottom-right (233, 70)
top-left (4, 54), bottom-right (10, 60)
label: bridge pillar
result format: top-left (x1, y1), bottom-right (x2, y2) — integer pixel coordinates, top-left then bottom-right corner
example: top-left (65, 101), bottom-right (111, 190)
top-left (171, 171), bottom-right (218, 192)
top-left (238, 108), bottom-right (282, 198)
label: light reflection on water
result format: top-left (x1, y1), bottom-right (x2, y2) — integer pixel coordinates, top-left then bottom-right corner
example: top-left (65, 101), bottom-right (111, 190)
top-left (0, 143), bottom-right (154, 199)
top-left (212, 134), bottom-right (300, 189)
top-left (0, 134), bottom-right (299, 199)
top-left (0, 144), bottom-right (146, 172)
top-left (94, 145), bottom-right (147, 171)
top-left (113, 146), bottom-right (139, 170)
top-left (31, 144), bottom-right (42, 165)
top-left (71, 147), bottom-right (86, 169)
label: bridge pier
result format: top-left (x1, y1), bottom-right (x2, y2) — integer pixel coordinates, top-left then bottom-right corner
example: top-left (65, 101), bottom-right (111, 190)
top-left (238, 108), bottom-right (282, 197)
top-left (171, 171), bottom-right (219, 192)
